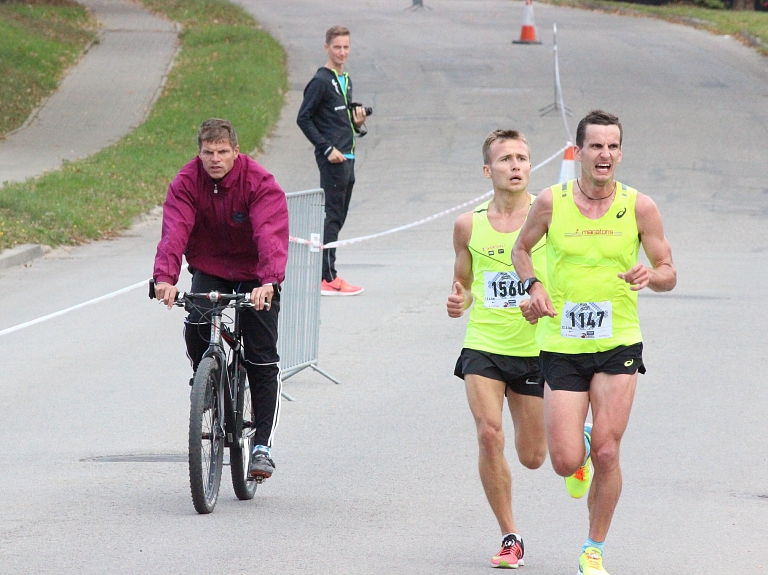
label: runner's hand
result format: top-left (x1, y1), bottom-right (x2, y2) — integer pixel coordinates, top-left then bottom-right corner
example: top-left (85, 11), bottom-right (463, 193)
top-left (447, 281), bottom-right (469, 318)
top-left (618, 263), bottom-right (650, 291)
top-left (527, 282), bottom-right (556, 323)
top-left (519, 300), bottom-right (538, 324)
top-left (251, 283), bottom-right (275, 311)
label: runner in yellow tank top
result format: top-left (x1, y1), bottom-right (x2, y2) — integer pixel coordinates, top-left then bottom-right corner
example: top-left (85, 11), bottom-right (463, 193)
top-left (446, 130), bottom-right (547, 569)
top-left (462, 198), bottom-right (547, 357)
top-left (511, 111), bottom-right (676, 575)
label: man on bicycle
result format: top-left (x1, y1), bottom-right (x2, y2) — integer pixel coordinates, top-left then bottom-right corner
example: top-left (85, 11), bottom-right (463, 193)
top-left (153, 118), bottom-right (289, 480)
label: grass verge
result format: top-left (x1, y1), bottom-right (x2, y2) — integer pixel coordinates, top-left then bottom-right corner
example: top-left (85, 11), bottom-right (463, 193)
top-left (0, 0), bottom-right (97, 136)
top-left (0, 0), bottom-right (286, 250)
top-left (543, 0), bottom-right (768, 54)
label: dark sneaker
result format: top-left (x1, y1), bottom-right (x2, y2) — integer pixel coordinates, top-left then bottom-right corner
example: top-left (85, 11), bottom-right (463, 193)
top-left (249, 449), bottom-right (275, 479)
top-left (491, 533), bottom-right (524, 568)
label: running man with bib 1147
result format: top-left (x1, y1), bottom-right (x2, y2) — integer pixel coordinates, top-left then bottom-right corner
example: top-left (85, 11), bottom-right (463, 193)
top-left (511, 110), bottom-right (676, 575)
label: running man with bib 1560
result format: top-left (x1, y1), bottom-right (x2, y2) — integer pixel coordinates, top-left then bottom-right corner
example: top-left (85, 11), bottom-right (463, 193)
top-left (512, 111), bottom-right (676, 575)
top-left (447, 130), bottom-right (548, 569)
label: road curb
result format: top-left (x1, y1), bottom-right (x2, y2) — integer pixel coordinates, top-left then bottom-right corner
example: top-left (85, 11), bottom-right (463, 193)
top-left (0, 244), bottom-right (44, 271)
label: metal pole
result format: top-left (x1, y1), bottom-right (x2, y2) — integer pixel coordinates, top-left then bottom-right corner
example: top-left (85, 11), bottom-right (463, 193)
top-left (539, 24), bottom-right (572, 119)
top-left (406, 0), bottom-right (432, 11)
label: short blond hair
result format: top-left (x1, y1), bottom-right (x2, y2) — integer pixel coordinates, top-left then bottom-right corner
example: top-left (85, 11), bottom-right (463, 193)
top-left (482, 129), bottom-right (529, 165)
top-left (325, 25), bottom-right (350, 45)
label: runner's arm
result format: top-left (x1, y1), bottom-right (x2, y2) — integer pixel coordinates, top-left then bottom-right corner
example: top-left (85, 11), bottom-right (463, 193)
top-left (447, 212), bottom-right (474, 318)
top-left (512, 188), bottom-right (556, 320)
top-left (620, 193), bottom-right (676, 292)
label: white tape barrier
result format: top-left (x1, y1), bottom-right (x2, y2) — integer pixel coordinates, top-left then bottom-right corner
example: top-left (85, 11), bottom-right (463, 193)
top-left (0, 279), bottom-right (148, 338)
top-left (290, 144), bottom-right (568, 250)
top-left (1, 144), bottom-right (567, 338)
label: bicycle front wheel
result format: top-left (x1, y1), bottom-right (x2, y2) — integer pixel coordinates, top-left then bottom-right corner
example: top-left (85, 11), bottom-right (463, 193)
top-left (230, 365), bottom-right (258, 500)
top-left (189, 357), bottom-right (225, 514)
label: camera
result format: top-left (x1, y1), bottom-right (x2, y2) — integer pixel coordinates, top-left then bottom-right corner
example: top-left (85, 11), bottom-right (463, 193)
top-left (348, 102), bottom-right (373, 116)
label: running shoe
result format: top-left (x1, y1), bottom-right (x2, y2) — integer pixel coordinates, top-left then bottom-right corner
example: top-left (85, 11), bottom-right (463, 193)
top-left (491, 533), bottom-right (524, 568)
top-left (578, 546), bottom-right (609, 575)
top-left (249, 448), bottom-right (275, 479)
top-left (321, 276), bottom-right (364, 296)
top-left (566, 422), bottom-right (593, 499)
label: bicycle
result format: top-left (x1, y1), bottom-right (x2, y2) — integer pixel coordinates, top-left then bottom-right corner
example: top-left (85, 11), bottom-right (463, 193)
top-left (149, 280), bottom-right (262, 514)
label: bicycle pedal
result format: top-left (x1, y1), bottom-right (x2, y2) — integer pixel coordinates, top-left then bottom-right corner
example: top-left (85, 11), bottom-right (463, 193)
top-left (248, 476), bottom-right (266, 484)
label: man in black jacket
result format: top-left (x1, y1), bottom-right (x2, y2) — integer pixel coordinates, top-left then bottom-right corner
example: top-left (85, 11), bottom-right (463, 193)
top-left (297, 25), bottom-right (368, 296)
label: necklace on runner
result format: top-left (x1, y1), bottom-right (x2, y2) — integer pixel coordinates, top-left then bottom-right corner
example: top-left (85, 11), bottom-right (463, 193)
top-left (576, 178), bottom-right (616, 201)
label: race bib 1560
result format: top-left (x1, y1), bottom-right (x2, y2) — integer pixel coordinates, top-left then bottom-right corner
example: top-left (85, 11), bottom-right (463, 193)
top-left (483, 271), bottom-right (529, 309)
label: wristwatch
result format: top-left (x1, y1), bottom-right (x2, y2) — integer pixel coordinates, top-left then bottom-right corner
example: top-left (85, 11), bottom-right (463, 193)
top-left (523, 277), bottom-right (541, 294)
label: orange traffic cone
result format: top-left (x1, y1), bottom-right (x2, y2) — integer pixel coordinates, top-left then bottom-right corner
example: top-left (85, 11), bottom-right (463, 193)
top-left (513, 0), bottom-right (542, 45)
top-left (558, 142), bottom-right (575, 183)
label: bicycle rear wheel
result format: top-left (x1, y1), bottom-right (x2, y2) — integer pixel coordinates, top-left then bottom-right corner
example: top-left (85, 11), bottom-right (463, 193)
top-left (189, 357), bottom-right (225, 514)
top-left (230, 365), bottom-right (258, 500)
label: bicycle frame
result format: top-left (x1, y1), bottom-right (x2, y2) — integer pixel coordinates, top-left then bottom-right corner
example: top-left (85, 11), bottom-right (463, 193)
top-left (192, 292), bottom-right (253, 450)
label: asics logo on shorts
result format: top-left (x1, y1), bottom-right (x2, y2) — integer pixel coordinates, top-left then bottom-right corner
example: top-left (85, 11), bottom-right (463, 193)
top-left (624, 359), bottom-right (633, 367)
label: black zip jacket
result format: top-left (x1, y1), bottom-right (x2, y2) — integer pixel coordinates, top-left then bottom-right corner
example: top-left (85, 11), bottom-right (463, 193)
top-left (297, 67), bottom-right (363, 159)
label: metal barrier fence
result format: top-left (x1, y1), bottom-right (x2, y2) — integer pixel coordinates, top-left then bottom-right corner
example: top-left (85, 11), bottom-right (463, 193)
top-left (278, 189), bottom-right (339, 390)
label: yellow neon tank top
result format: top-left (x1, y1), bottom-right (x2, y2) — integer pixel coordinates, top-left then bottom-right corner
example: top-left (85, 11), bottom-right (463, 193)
top-left (537, 180), bottom-right (642, 353)
top-left (463, 200), bottom-right (547, 357)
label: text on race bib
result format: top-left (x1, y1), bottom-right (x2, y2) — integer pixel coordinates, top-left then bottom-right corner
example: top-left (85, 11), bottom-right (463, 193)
top-left (560, 300), bottom-right (613, 339)
top-left (483, 271), bottom-right (529, 309)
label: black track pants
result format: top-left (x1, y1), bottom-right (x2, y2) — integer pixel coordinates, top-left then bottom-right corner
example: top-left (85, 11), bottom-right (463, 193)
top-left (183, 270), bottom-right (282, 448)
top-left (317, 157), bottom-right (355, 282)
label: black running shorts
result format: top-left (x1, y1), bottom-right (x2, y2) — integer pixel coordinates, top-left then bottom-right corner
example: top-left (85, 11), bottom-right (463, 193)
top-left (539, 343), bottom-right (645, 392)
top-left (455, 348), bottom-right (544, 398)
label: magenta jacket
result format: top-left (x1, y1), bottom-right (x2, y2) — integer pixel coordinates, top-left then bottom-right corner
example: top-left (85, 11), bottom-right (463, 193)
top-left (153, 154), bottom-right (289, 286)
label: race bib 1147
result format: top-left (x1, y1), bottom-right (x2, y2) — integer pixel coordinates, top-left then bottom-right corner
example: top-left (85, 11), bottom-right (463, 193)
top-left (560, 300), bottom-right (612, 339)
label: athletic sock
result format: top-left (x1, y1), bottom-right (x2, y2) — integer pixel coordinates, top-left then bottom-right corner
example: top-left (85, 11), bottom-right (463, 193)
top-left (583, 431), bottom-right (591, 464)
top-left (502, 532), bottom-right (521, 542)
top-left (582, 538), bottom-right (604, 554)
top-left (253, 444), bottom-right (271, 455)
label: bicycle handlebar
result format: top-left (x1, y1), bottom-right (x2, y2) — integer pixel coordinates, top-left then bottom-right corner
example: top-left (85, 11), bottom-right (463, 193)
top-left (148, 280), bottom-right (255, 309)
top-left (173, 291), bottom-right (255, 309)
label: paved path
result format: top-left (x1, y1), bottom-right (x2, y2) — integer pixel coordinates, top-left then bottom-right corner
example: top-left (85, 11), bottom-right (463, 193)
top-left (0, 0), bottom-right (178, 187)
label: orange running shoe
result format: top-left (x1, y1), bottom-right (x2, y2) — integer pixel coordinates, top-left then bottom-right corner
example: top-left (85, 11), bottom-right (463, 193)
top-left (321, 276), bottom-right (364, 296)
top-left (491, 534), bottom-right (524, 569)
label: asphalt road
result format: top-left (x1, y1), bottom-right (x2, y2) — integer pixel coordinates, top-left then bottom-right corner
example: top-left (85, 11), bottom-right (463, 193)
top-left (1, 1), bottom-right (767, 573)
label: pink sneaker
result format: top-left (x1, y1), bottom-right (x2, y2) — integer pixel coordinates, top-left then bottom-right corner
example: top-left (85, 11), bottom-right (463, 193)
top-left (491, 534), bottom-right (524, 569)
top-left (321, 277), bottom-right (364, 296)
